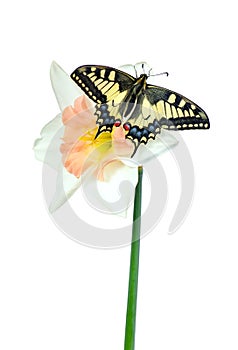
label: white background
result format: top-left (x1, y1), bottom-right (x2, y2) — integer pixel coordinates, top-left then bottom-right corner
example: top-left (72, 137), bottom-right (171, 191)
top-left (1, 0), bottom-right (238, 349)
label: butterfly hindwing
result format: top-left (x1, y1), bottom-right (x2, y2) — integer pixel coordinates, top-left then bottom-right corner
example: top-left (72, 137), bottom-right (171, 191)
top-left (94, 104), bottom-right (117, 137)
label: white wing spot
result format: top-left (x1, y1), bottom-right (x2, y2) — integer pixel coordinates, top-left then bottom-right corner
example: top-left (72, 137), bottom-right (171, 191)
top-left (95, 78), bottom-right (103, 86)
top-left (177, 108), bottom-right (184, 117)
top-left (100, 69), bottom-right (106, 78)
top-left (179, 99), bottom-right (186, 108)
top-left (189, 109), bottom-right (195, 116)
top-left (184, 110), bottom-right (189, 117)
top-left (109, 71), bottom-right (115, 80)
top-left (168, 94), bottom-right (176, 104)
top-left (172, 105), bottom-right (178, 118)
top-left (165, 102), bottom-right (172, 118)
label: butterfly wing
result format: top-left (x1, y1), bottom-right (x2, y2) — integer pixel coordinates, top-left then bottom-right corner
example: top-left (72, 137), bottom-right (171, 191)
top-left (71, 65), bottom-right (136, 135)
top-left (123, 84), bottom-right (210, 152)
top-left (145, 84), bottom-right (210, 130)
top-left (70, 65), bottom-right (136, 102)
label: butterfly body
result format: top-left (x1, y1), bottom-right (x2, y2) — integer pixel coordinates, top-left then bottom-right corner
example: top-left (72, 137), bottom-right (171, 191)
top-left (71, 64), bottom-right (210, 151)
top-left (117, 74), bottom-right (147, 122)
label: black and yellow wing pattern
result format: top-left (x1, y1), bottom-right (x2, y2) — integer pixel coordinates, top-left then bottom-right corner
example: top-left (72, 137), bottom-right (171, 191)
top-left (70, 65), bottom-right (210, 150)
top-left (71, 65), bottom-right (136, 136)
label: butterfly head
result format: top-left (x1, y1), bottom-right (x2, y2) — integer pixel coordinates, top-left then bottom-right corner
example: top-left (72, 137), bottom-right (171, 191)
top-left (136, 73), bottom-right (148, 88)
top-left (133, 62), bottom-right (151, 77)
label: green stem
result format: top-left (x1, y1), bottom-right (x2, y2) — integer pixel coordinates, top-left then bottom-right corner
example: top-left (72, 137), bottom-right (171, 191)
top-left (124, 165), bottom-right (143, 350)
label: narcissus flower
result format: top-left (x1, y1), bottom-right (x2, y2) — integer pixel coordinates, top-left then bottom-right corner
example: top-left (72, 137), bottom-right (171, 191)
top-left (34, 62), bottom-right (178, 213)
top-left (60, 94), bottom-right (135, 179)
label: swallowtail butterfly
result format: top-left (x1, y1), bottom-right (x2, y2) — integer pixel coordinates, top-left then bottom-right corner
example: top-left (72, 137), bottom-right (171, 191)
top-left (71, 63), bottom-right (210, 153)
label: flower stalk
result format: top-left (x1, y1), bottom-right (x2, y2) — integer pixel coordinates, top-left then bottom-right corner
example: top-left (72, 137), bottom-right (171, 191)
top-left (124, 165), bottom-right (143, 350)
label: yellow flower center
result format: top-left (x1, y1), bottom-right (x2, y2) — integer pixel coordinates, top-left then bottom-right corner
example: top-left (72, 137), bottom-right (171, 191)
top-left (79, 127), bottom-right (113, 160)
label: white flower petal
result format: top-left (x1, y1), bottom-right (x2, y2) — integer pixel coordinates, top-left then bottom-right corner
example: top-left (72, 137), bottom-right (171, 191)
top-left (119, 63), bottom-right (137, 77)
top-left (119, 62), bottom-right (151, 77)
top-left (81, 161), bottom-right (138, 217)
top-left (133, 130), bottom-right (179, 164)
top-left (49, 166), bottom-right (83, 213)
top-left (50, 61), bottom-right (83, 111)
top-left (33, 113), bottom-right (63, 169)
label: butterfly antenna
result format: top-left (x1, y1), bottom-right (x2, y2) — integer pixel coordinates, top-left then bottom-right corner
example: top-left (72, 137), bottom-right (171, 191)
top-left (142, 63), bottom-right (145, 74)
top-left (149, 71), bottom-right (169, 77)
top-left (133, 64), bottom-right (138, 78)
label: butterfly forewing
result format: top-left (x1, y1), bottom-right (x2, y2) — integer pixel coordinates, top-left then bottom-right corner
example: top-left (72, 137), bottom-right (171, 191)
top-left (70, 65), bottom-right (135, 104)
top-left (146, 85), bottom-right (210, 130)
top-left (71, 65), bottom-right (136, 136)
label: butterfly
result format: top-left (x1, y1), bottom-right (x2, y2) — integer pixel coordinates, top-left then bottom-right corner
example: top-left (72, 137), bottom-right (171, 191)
top-left (70, 63), bottom-right (210, 153)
